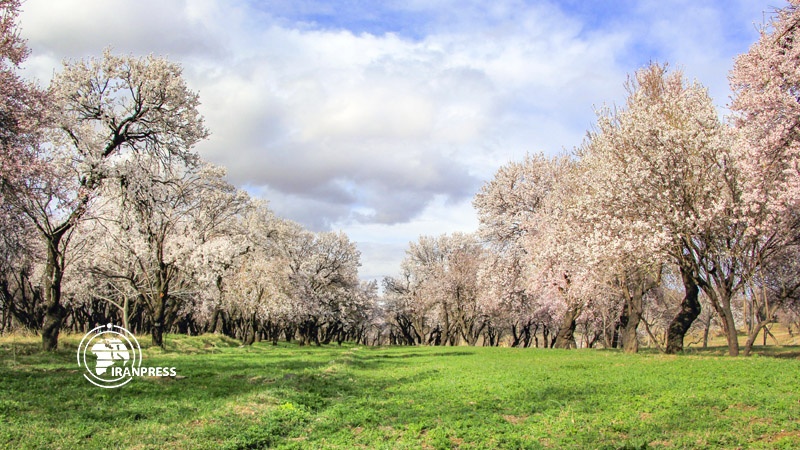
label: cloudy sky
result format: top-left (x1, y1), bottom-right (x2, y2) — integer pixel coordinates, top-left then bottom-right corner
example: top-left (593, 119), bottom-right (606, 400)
top-left (17, 0), bottom-right (775, 281)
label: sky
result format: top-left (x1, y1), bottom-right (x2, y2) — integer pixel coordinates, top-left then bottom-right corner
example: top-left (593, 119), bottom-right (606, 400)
top-left (17, 0), bottom-right (777, 282)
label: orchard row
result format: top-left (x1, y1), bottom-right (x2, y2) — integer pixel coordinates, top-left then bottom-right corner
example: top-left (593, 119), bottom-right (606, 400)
top-left (2, 1), bottom-right (800, 356)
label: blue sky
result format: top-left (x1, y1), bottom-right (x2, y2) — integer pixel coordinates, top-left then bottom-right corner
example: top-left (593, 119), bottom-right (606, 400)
top-left (17, 0), bottom-right (777, 281)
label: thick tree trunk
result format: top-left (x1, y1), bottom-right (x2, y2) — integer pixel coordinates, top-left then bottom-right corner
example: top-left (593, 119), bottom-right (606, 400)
top-left (284, 326), bottom-right (295, 343)
top-left (441, 308), bottom-right (452, 346)
top-left (460, 318), bottom-right (484, 346)
top-left (151, 322), bottom-right (164, 347)
top-left (41, 233), bottom-right (66, 351)
top-left (242, 313), bottom-right (257, 345)
top-left (703, 284), bottom-right (740, 356)
top-left (665, 267), bottom-right (701, 354)
top-left (209, 309), bottom-right (220, 333)
top-left (42, 303), bottom-right (65, 351)
top-left (619, 270), bottom-right (658, 353)
top-left (621, 294), bottom-right (643, 354)
top-left (526, 323), bottom-right (535, 348)
top-left (271, 323), bottom-right (280, 346)
top-left (150, 297), bottom-right (166, 348)
top-left (554, 305), bottom-right (580, 349)
top-left (720, 302), bottom-right (739, 356)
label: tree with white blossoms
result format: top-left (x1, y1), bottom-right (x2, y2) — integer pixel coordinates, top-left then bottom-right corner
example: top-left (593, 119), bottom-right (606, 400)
top-left (276, 224), bottom-right (365, 346)
top-left (474, 153), bottom-right (554, 347)
top-left (576, 127), bottom-right (665, 353)
top-left (475, 152), bottom-right (600, 349)
top-left (730, 0), bottom-right (800, 229)
top-left (0, 0), bottom-right (48, 333)
top-left (729, 0), bottom-right (800, 354)
top-left (392, 233), bottom-right (487, 346)
top-left (196, 198), bottom-right (279, 339)
top-left (475, 250), bottom-right (537, 347)
top-left (435, 233), bottom-right (487, 346)
top-left (579, 64), bottom-right (714, 354)
top-left (519, 154), bottom-right (604, 349)
top-left (382, 268), bottom-right (432, 345)
top-left (349, 280), bottom-right (381, 345)
top-left (8, 50), bottom-right (208, 350)
top-left (220, 249), bottom-right (293, 345)
top-left (580, 63), bottom-right (777, 355)
top-left (76, 160), bottom-right (245, 347)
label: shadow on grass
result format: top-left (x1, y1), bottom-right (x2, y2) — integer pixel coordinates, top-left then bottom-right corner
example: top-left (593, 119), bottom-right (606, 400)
top-left (368, 350), bottom-right (475, 360)
top-left (6, 337), bottom-right (797, 448)
top-left (0, 339), bottom-right (330, 425)
top-left (754, 346), bottom-right (800, 359)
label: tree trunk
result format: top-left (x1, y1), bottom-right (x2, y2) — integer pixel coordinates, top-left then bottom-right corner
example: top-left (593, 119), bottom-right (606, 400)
top-left (242, 313), bottom-right (257, 345)
top-left (743, 295), bottom-right (778, 356)
top-left (743, 318), bottom-right (775, 356)
top-left (511, 324), bottom-right (522, 347)
top-left (41, 302), bottom-right (65, 351)
top-left (621, 293), bottom-right (643, 354)
top-left (611, 318), bottom-right (622, 349)
top-left (554, 305), bottom-right (580, 349)
top-left (150, 297), bottom-right (166, 348)
top-left (619, 270), bottom-right (658, 353)
top-left (700, 283), bottom-right (739, 356)
top-left (441, 308), bottom-right (451, 346)
top-left (271, 323), bottom-right (280, 346)
top-left (720, 301), bottom-right (739, 356)
top-left (209, 309), bottom-right (220, 333)
top-left (665, 267), bottom-right (701, 354)
top-left (151, 321), bottom-right (164, 347)
top-left (41, 232), bottom-right (66, 351)
top-left (284, 326), bottom-right (295, 343)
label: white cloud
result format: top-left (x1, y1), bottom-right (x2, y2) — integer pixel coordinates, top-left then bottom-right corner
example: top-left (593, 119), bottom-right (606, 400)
top-left (165, 5), bottom-right (631, 233)
top-left (335, 195), bottom-right (480, 281)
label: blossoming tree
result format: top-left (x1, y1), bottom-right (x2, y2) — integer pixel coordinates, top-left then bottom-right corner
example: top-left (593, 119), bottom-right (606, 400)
top-left (13, 51), bottom-right (208, 349)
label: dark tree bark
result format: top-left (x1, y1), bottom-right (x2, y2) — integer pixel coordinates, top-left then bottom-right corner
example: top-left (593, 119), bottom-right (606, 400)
top-left (554, 304), bottom-right (580, 349)
top-left (149, 284), bottom-right (168, 348)
top-left (150, 304), bottom-right (166, 348)
top-left (243, 313), bottom-right (257, 346)
top-left (621, 298), bottom-right (643, 353)
top-left (620, 272), bottom-right (658, 354)
top-left (41, 230), bottom-right (68, 351)
top-left (666, 266), bottom-right (701, 354)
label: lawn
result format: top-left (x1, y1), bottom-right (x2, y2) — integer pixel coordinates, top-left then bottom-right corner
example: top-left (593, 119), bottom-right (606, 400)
top-left (1, 334), bottom-right (800, 449)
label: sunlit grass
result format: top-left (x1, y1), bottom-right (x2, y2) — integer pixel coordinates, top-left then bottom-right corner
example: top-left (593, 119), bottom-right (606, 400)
top-left (2, 334), bottom-right (800, 449)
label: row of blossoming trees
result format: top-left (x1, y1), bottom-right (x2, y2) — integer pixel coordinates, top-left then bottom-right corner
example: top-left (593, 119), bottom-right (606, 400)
top-left (0, 0), bottom-right (376, 350)
top-left (3, 0), bottom-right (800, 355)
top-left (383, 1), bottom-right (800, 356)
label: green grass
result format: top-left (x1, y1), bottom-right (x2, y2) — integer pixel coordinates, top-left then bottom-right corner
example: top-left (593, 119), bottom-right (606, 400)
top-left (2, 334), bottom-right (800, 449)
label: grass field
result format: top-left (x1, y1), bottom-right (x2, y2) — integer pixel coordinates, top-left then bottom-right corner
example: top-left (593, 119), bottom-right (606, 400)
top-left (2, 334), bottom-right (800, 449)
